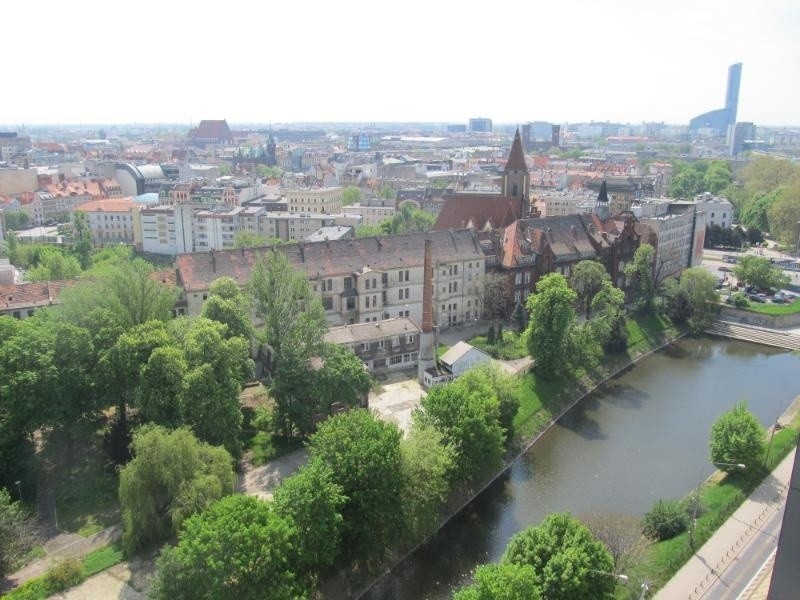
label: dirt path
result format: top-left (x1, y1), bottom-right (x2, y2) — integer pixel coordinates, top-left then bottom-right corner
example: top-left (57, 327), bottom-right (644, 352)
top-left (237, 448), bottom-right (309, 500)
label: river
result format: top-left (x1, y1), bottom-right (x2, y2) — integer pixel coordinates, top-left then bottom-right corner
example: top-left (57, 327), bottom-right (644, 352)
top-left (363, 337), bottom-right (800, 599)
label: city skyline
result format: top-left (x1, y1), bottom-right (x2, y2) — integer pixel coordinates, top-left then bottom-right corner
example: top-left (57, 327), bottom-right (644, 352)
top-left (3, 0), bottom-right (799, 127)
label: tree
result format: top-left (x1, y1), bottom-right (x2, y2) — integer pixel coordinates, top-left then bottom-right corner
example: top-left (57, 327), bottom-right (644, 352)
top-left (459, 364), bottom-right (520, 440)
top-left (511, 301), bottom-right (527, 334)
top-left (388, 203), bottom-right (434, 234)
top-left (624, 244), bottom-right (655, 313)
top-left (70, 210), bottom-right (93, 270)
top-left (481, 272), bottom-right (511, 322)
top-left (767, 184), bottom-right (800, 245)
top-left (356, 223), bottom-right (389, 238)
top-left (342, 185), bottom-right (361, 206)
top-left (201, 276), bottom-right (253, 341)
top-left (233, 230), bottom-right (270, 248)
top-left (663, 278), bottom-right (692, 325)
top-left (2, 211), bottom-right (30, 231)
top-left (118, 425), bottom-right (235, 554)
top-left (709, 402), bottom-right (765, 473)
top-left (249, 251), bottom-right (327, 360)
top-left (589, 280), bottom-right (627, 352)
top-left (273, 460), bottom-right (346, 574)
top-left (739, 190), bottom-right (778, 232)
top-left (703, 161), bottom-right (733, 195)
top-left (150, 495), bottom-right (305, 600)
top-left (308, 410), bottom-right (404, 562)
top-left (415, 375), bottom-right (505, 482)
top-left (502, 512), bottom-right (616, 600)
top-left (138, 346), bottom-right (187, 428)
top-left (26, 248), bottom-right (81, 281)
top-left (582, 513), bottom-right (647, 573)
top-left (0, 488), bottom-right (39, 579)
top-left (570, 260), bottom-right (610, 318)
top-left (733, 255), bottom-right (790, 291)
top-left (454, 563), bottom-right (542, 600)
top-left (677, 267), bottom-right (719, 334)
top-left (642, 499), bottom-right (689, 541)
top-left (399, 422), bottom-right (456, 539)
top-left (378, 184), bottom-right (395, 200)
top-left (59, 259), bottom-right (177, 332)
top-left (526, 273), bottom-right (577, 377)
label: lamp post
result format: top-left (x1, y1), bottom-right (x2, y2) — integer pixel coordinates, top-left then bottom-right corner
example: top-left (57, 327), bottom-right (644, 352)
top-left (586, 569), bottom-right (629, 584)
top-left (14, 480), bottom-right (22, 501)
top-left (689, 462), bottom-right (746, 550)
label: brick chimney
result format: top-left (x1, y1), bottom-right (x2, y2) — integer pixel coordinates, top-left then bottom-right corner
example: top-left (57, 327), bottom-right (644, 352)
top-left (421, 238), bottom-right (433, 334)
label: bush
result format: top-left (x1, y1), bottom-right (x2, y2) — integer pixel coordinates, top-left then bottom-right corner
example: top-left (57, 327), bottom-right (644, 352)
top-left (731, 293), bottom-right (749, 308)
top-left (43, 558), bottom-right (84, 593)
top-left (643, 499), bottom-right (689, 541)
top-left (710, 402), bottom-right (765, 472)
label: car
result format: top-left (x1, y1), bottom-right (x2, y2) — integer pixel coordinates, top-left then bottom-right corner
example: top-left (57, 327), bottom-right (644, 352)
top-left (771, 295), bottom-right (788, 304)
top-left (718, 266), bottom-right (732, 272)
top-left (748, 293), bottom-right (767, 303)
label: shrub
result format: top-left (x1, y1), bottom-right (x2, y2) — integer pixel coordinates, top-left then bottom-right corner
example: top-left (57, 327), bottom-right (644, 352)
top-left (731, 293), bottom-right (749, 308)
top-left (710, 402), bottom-right (765, 472)
top-left (43, 558), bottom-right (84, 593)
top-left (643, 499), bottom-right (689, 541)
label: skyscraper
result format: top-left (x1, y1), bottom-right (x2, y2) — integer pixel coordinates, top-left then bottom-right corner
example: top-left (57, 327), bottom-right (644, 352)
top-left (688, 63), bottom-right (742, 136)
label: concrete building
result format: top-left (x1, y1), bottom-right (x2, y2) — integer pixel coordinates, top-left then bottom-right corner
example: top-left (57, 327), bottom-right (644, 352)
top-left (469, 118), bottom-right (493, 133)
top-left (0, 169), bottom-right (38, 195)
top-left (344, 203), bottom-right (395, 226)
top-left (324, 317), bottom-right (420, 374)
top-left (692, 192), bottom-right (734, 229)
top-left (534, 190), bottom-right (596, 217)
top-left (283, 187), bottom-right (343, 214)
top-left (689, 63), bottom-right (742, 136)
top-left (75, 198), bottom-right (140, 245)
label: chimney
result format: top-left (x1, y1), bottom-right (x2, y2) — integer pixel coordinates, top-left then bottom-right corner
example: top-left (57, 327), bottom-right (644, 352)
top-left (421, 238), bottom-right (433, 334)
top-left (210, 250), bottom-right (216, 273)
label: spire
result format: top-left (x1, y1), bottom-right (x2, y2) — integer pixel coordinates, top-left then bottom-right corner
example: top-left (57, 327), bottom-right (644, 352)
top-left (504, 128), bottom-right (527, 172)
top-left (597, 180), bottom-right (609, 204)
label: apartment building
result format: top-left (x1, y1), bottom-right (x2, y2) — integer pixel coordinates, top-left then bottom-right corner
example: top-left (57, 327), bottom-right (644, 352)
top-left (74, 198), bottom-right (140, 245)
top-left (175, 229), bottom-right (486, 330)
top-left (692, 192), bottom-right (734, 229)
top-left (324, 317), bottom-right (420, 373)
top-left (284, 187), bottom-right (343, 214)
top-left (344, 203), bottom-right (396, 226)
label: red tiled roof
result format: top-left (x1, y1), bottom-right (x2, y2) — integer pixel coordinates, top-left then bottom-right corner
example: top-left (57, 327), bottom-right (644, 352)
top-left (75, 198), bottom-right (137, 212)
top-left (433, 194), bottom-right (522, 231)
top-left (0, 280), bottom-right (80, 312)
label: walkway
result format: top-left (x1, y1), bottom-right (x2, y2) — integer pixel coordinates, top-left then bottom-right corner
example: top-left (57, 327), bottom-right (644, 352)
top-left (706, 321), bottom-right (800, 350)
top-left (237, 447), bottom-right (309, 500)
top-left (655, 449), bottom-right (795, 600)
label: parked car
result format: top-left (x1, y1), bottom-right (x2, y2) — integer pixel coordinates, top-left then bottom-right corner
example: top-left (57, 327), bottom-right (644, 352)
top-left (748, 293), bottom-right (767, 303)
top-left (771, 294), bottom-right (789, 304)
top-left (718, 266), bottom-right (732, 272)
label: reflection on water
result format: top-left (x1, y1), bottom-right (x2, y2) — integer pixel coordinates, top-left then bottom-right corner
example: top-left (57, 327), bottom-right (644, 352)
top-left (362, 338), bottom-right (799, 600)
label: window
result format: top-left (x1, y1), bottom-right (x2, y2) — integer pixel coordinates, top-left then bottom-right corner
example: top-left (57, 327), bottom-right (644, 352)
top-left (515, 273), bottom-right (522, 285)
top-left (365, 296), bottom-right (370, 308)
top-left (407, 334), bottom-right (415, 344)
top-left (365, 279), bottom-right (370, 290)
top-left (524, 272), bottom-right (531, 284)
top-left (362, 342), bottom-right (370, 351)
top-left (390, 355), bottom-right (403, 365)
top-left (378, 340), bottom-right (385, 349)
top-left (325, 279), bottom-right (333, 291)
top-left (373, 295), bottom-right (377, 306)
top-left (322, 297), bottom-right (333, 310)
top-left (399, 270), bottom-right (409, 282)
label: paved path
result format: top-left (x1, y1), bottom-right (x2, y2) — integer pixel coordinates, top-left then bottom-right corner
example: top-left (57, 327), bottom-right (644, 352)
top-left (237, 447), bottom-right (309, 500)
top-left (655, 449), bottom-right (795, 600)
top-left (2, 525), bottom-right (122, 592)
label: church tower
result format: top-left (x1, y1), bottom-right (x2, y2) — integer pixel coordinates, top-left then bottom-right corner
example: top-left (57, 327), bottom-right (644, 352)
top-left (503, 128), bottom-right (530, 216)
top-left (594, 180), bottom-right (611, 221)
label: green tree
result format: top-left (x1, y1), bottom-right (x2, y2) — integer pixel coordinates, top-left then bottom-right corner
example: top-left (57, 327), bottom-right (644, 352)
top-left (201, 276), bottom-right (253, 341)
top-left (179, 318), bottom-right (253, 456)
top-left (739, 190), bottom-right (778, 232)
top-left (642, 499), bottom-right (689, 541)
top-left (502, 512), bottom-right (615, 600)
top-left (733, 255), bottom-right (790, 291)
top-left (273, 460), bottom-right (345, 574)
top-left (399, 422), bottom-right (456, 539)
top-left (138, 346), bottom-right (187, 428)
top-left (26, 248), bottom-right (81, 281)
top-left (667, 164), bottom-right (703, 198)
top-left (703, 161), bottom-right (733, 195)
top-left (709, 402), bottom-right (764, 473)
top-left (0, 488), bottom-right (39, 579)
top-left (459, 364), bottom-right (520, 440)
top-left (2, 211), bottom-right (30, 231)
top-left (589, 280), bottom-right (627, 352)
top-left (119, 425), bottom-right (235, 554)
top-left (308, 410), bottom-right (404, 562)
top-left (624, 244), bottom-right (655, 313)
top-left (150, 495), bottom-right (305, 600)
top-left (249, 251), bottom-right (327, 360)
top-left (481, 272), bottom-right (511, 323)
top-left (454, 563), bottom-right (541, 600)
top-left (415, 375), bottom-right (505, 482)
top-left (767, 184), bottom-right (800, 245)
top-left (378, 184), bottom-right (395, 200)
top-left (526, 273), bottom-right (577, 377)
top-left (70, 210), bottom-right (93, 269)
top-left (677, 267), bottom-right (719, 334)
top-left (313, 342), bottom-right (372, 410)
top-left (570, 260), bottom-right (610, 318)
top-left (342, 185), bottom-right (362, 206)
top-left (389, 203), bottom-right (434, 233)
top-left (511, 301), bottom-right (527, 334)
top-left (233, 230), bottom-right (270, 248)
top-left (355, 222), bottom-right (390, 238)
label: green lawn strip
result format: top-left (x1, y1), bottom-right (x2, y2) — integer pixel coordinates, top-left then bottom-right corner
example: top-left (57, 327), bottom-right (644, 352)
top-left (437, 343), bottom-right (449, 358)
top-left (733, 300), bottom-right (800, 316)
top-left (631, 418), bottom-right (800, 591)
top-left (3, 543), bottom-right (125, 600)
top-left (469, 331), bottom-right (529, 360)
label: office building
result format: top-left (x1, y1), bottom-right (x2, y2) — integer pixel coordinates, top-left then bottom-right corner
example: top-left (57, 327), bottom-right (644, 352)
top-left (689, 63), bottom-right (742, 136)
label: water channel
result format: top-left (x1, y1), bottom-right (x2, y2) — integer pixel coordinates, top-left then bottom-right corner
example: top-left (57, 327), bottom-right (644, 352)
top-left (364, 337), bottom-right (800, 599)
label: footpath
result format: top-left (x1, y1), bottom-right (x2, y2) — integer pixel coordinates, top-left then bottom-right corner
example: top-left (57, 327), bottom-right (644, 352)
top-left (655, 448), bottom-right (795, 600)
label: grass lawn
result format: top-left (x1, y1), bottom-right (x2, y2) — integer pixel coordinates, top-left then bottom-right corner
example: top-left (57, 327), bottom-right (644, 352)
top-left (244, 431), bottom-right (305, 466)
top-left (43, 425), bottom-right (120, 537)
top-left (469, 330), bottom-right (529, 360)
top-left (734, 299), bottom-right (800, 315)
top-left (630, 415), bottom-right (800, 591)
top-left (82, 542), bottom-right (125, 577)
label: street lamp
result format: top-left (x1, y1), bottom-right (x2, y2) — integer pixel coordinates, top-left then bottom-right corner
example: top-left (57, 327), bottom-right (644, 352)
top-left (689, 462), bottom-right (746, 549)
top-left (14, 480), bottom-right (22, 501)
top-left (586, 569), bottom-right (629, 584)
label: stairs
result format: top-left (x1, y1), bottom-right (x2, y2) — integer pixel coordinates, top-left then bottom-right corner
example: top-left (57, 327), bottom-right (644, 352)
top-left (705, 320), bottom-right (800, 351)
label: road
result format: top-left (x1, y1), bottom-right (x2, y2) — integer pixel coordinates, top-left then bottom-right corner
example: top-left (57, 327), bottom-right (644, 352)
top-left (703, 501), bottom-right (785, 599)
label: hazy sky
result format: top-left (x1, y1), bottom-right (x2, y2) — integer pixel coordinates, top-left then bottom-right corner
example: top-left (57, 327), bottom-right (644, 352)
top-left (4, 0), bottom-right (799, 126)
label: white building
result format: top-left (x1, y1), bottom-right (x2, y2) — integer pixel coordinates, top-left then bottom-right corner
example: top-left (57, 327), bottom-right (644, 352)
top-left (75, 198), bottom-right (140, 246)
top-left (633, 198), bottom-right (704, 280)
top-left (693, 192), bottom-right (734, 229)
top-left (344, 203), bottom-right (396, 226)
top-left (284, 187), bottom-right (343, 214)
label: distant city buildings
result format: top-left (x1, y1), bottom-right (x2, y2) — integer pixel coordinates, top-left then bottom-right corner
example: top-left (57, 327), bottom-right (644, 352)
top-left (469, 118), bottom-right (493, 133)
top-left (689, 63), bottom-right (742, 137)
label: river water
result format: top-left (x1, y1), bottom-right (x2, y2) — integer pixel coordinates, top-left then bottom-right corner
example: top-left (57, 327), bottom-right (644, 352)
top-left (363, 337), bottom-right (800, 599)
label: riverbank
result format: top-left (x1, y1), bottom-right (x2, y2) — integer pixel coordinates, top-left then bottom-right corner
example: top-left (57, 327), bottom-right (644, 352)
top-left (347, 313), bottom-right (684, 599)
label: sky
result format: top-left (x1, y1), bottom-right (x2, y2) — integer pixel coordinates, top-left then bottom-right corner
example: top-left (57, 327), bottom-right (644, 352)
top-left (3, 0), bottom-right (799, 127)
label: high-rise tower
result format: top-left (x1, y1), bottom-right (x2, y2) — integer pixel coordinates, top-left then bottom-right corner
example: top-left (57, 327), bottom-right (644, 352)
top-left (689, 63), bottom-right (742, 136)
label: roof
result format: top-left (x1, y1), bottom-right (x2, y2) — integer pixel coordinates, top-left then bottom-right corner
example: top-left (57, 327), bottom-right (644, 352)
top-left (505, 129), bottom-right (528, 172)
top-left (0, 280), bottom-right (79, 312)
top-left (324, 317), bottom-right (420, 344)
top-left (75, 198), bottom-right (137, 213)
top-left (433, 194), bottom-right (522, 230)
top-left (189, 120), bottom-right (234, 143)
top-left (176, 229), bottom-right (485, 292)
top-left (440, 341), bottom-right (487, 366)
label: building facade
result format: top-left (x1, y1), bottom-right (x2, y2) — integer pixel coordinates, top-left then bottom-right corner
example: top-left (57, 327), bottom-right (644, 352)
top-left (324, 317), bottom-right (420, 373)
top-left (75, 198), bottom-right (139, 245)
top-left (283, 187), bottom-right (343, 214)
